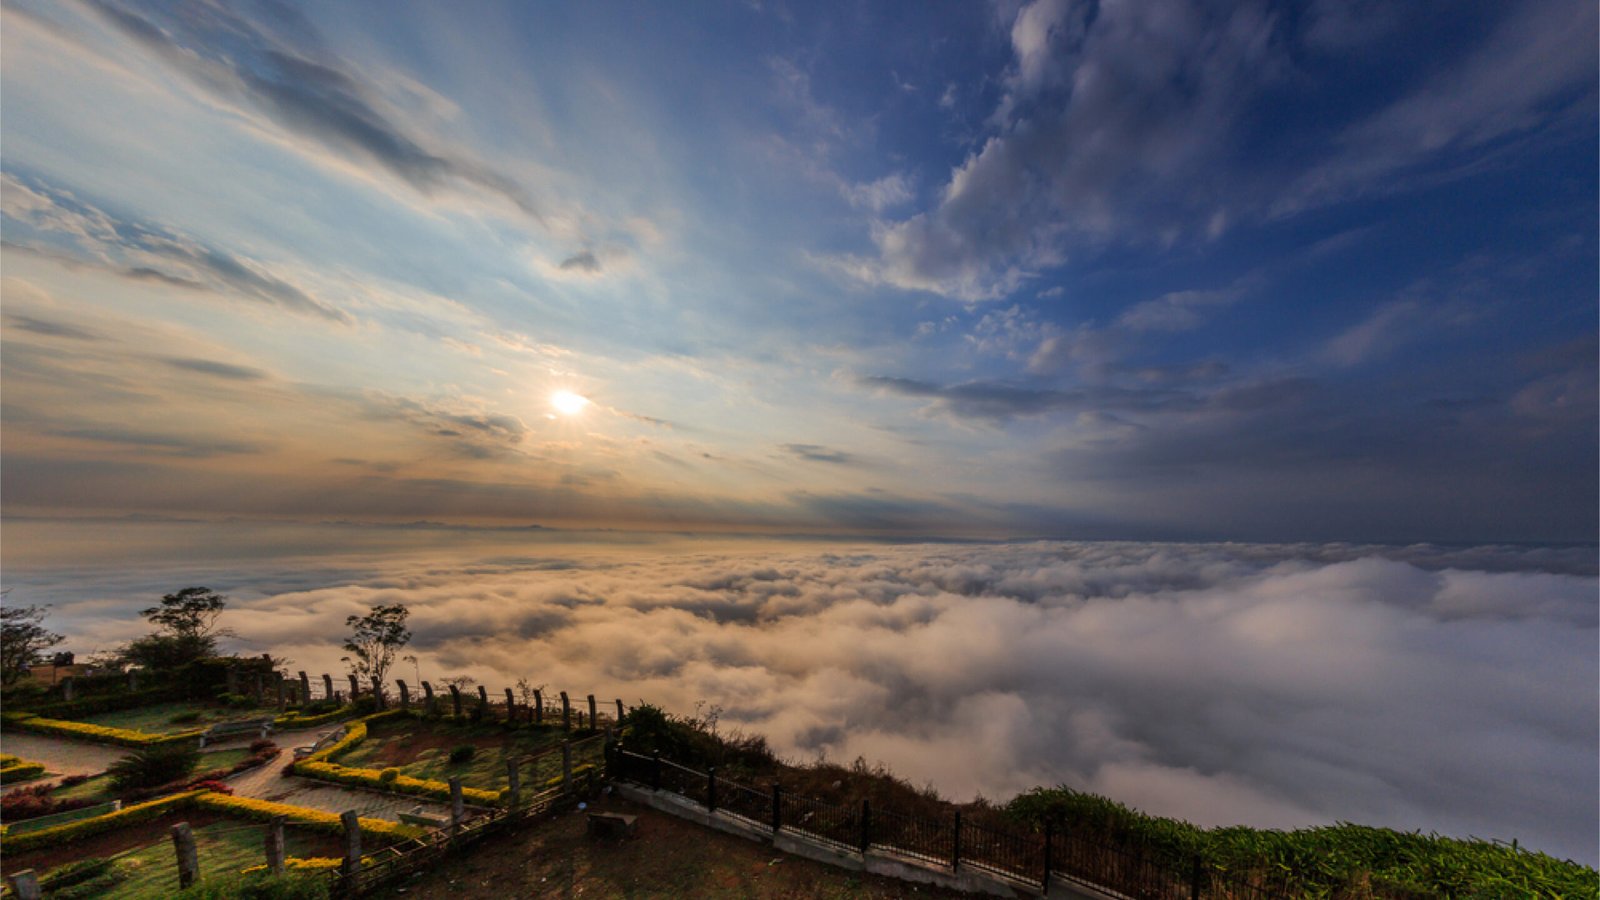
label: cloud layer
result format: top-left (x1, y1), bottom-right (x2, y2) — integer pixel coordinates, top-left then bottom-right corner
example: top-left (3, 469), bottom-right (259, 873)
top-left (16, 527), bottom-right (1595, 863)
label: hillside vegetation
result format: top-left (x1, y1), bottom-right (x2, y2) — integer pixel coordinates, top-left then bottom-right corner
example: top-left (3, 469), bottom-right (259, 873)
top-left (619, 704), bottom-right (1598, 899)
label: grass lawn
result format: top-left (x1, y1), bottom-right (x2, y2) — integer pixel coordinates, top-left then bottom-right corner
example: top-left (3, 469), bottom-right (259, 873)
top-left (46, 749), bottom-right (253, 804)
top-left (338, 719), bottom-right (583, 792)
top-left (75, 702), bottom-right (276, 735)
top-left (103, 817), bottom-right (339, 899)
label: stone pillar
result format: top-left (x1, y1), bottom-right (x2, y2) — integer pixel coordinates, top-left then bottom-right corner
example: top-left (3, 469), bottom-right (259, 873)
top-left (340, 810), bottom-right (361, 886)
top-left (172, 822), bottom-right (199, 888)
top-left (422, 681), bottom-right (436, 716)
top-left (276, 673), bottom-right (286, 712)
top-left (60, 676), bottom-right (74, 702)
top-left (397, 680), bottom-right (410, 710)
top-left (505, 687), bottom-right (516, 722)
top-left (533, 689), bottom-right (544, 725)
top-left (560, 691), bottom-right (571, 730)
top-left (616, 699), bottom-right (625, 722)
top-left (449, 685), bottom-right (462, 718)
top-left (347, 674), bottom-right (360, 701)
top-left (449, 777), bottom-right (464, 836)
top-left (226, 667), bottom-right (240, 694)
top-left (253, 671), bottom-right (264, 706)
top-left (5, 870), bottom-right (40, 900)
top-left (128, 669), bottom-right (140, 692)
top-left (587, 695), bottom-right (597, 729)
top-left (506, 758), bottom-right (521, 809)
top-left (299, 671), bottom-right (311, 704)
top-left (371, 676), bottom-right (385, 710)
top-left (476, 685), bottom-right (489, 720)
top-left (265, 815), bottom-right (286, 875)
top-left (322, 673), bottom-right (334, 702)
top-left (561, 741), bottom-right (573, 793)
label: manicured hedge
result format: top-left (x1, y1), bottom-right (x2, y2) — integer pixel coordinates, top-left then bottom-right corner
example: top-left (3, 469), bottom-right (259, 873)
top-left (4, 712), bottom-right (203, 747)
top-left (0, 791), bottom-right (203, 853)
top-left (29, 685), bottom-right (188, 720)
top-left (0, 760), bottom-right (47, 784)
top-left (288, 709), bottom-right (503, 806)
top-left (241, 857), bottom-right (345, 874)
top-left (274, 705), bottom-right (355, 729)
top-left (194, 792), bottom-right (423, 841)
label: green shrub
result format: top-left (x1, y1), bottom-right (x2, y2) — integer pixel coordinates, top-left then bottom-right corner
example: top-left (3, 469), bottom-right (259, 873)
top-left (174, 871), bottom-right (331, 900)
top-left (378, 767), bottom-right (399, 785)
top-left (170, 710), bottom-right (203, 724)
top-left (108, 743), bottom-right (200, 791)
top-left (448, 745), bottom-right (476, 764)
top-left (38, 857), bottom-right (115, 890)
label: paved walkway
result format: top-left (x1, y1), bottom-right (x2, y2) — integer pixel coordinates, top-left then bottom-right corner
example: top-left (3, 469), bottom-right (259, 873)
top-left (224, 726), bottom-right (453, 823)
top-left (0, 732), bottom-right (128, 777)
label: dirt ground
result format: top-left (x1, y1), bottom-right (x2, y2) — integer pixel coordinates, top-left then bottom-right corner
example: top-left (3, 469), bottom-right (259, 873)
top-left (401, 795), bottom-right (976, 899)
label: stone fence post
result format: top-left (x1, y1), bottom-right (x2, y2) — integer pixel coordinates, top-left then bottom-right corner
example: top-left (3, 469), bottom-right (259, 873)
top-left (397, 680), bottom-right (410, 710)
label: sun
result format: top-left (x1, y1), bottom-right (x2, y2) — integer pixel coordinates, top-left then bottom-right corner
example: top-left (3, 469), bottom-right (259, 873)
top-left (550, 390), bottom-right (590, 416)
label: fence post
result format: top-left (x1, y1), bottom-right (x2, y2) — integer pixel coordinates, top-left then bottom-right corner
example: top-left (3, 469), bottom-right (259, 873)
top-left (369, 676), bottom-right (383, 709)
top-left (707, 767), bottom-right (718, 812)
top-left (1191, 853), bottom-right (1204, 900)
top-left (265, 814), bottom-right (286, 875)
top-left (771, 784), bottom-right (782, 835)
top-left (422, 681), bottom-right (435, 715)
top-left (322, 673), bottom-right (334, 701)
top-left (341, 810), bottom-right (361, 888)
top-left (860, 800), bottom-right (871, 855)
top-left (61, 675), bottom-right (74, 702)
top-left (172, 822), bottom-right (199, 888)
top-left (561, 741), bottom-right (573, 794)
top-left (276, 673), bottom-right (287, 711)
top-left (397, 680), bottom-right (410, 710)
top-left (952, 810), bottom-right (962, 872)
top-left (534, 689), bottom-right (544, 725)
top-left (506, 758), bottom-right (522, 810)
top-left (587, 694), bottom-right (597, 729)
top-left (1042, 822), bottom-right (1053, 892)
top-left (129, 669), bottom-right (140, 692)
top-left (449, 778), bottom-right (464, 837)
top-left (505, 687), bottom-right (517, 722)
top-left (449, 685), bottom-right (462, 718)
top-left (5, 870), bottom-right (40, 900)
top-left (615, 699), bottom-right (624, 722)
top-left (560, 691), bottom-right (572, 730)
top-left (650, 750), bottom-right (662, 791)
top-left (475, 686), bottom-right (489, 721)
top-left (347, 673), bottom-right (359, 701)
top-left (253, 671), bottom-right (265, 706)
top-left (299, 671), bottom-right (310, 703)
top-left (227, 667), bottom-right (239, 695)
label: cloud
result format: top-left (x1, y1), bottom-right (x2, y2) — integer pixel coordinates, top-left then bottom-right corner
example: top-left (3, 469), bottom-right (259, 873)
top-left (838, 0), bottom-right (1595, 300)
top-left (22, 533), bottom-right (1596, 864)
top-left (557, 250), bottom-right (601, 274)
top-left (780, 443), bottom-right (858, 465)
top-left (80, 0), bottom-right (543, 222)
top-left (1, 173), bottom-right (349, 322)
top-left (162, 357), bottom-right (270, 381)
top-left (3, 313), bottom-right (102, 341)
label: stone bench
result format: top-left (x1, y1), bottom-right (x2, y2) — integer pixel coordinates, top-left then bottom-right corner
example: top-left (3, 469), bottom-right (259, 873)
top-left (587, 812), bottom-right (637, 840)
top-left (398, 808), bottom-right (451, 829)
top-left (292, 728), bottom-right (343, 759)
top-left (199, 717), bottom-right (275, 748)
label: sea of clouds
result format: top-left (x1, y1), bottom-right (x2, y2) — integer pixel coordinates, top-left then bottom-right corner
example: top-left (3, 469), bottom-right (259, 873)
top-left (7, 526), bottom-right (1595, 863)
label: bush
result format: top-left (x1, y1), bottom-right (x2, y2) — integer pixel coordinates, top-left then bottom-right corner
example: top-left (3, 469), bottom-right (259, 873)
top-left (175, 871), bottom-right (330, 900)
top-left (6, 712), bottom-right (202, 747)
top-left (448, 745), bottom-right (476, 764)
top-left (249, 738), bottom-right (277, 754)
top-left (186, 779), bottom-right (234, 794)
top-left (216, 692), bottom-right (254, 709)
top-left (378, 768), bottom-right (399, 785)
top-left (170, 710), bottom-right (203, 724)
top-left (108, 743), bottom-right (200, 792)
top-left (1, 781), bottom-right (96, 822)
top-left (60, 773), bottom-right (90, 787)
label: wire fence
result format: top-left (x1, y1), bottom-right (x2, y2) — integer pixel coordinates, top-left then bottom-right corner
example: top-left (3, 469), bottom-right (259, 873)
top-left (611, 749), bottom-right (1288, 899)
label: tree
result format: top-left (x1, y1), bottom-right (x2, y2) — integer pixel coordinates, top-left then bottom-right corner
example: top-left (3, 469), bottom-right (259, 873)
top-left (142, 587), bottom-right (228, 643)
top-left (0, 603), bottom-right (64, 685)
top-left (342, 604), bottom-right (411, 688)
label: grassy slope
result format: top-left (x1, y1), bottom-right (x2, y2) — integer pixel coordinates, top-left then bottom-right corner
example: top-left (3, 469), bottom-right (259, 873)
top-left (336, 717), bottom-right (577, 791)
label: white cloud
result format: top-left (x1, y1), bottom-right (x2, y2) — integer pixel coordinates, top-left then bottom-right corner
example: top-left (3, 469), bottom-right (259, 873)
top-left (21, 531), bottom-right (1596, 864)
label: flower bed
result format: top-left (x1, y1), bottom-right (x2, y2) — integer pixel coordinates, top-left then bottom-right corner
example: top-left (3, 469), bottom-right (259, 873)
top-left (0, 790), bottom-right (204, 853)
top-left (4, 711), bottom-right (202, 747)
top-left (194, 792), bottom-right (424, 841)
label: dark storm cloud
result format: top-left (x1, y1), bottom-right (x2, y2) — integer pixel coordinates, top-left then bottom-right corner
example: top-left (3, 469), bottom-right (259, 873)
top-left (558, 250), bottom-right (601, 273)
top-left (83, 0), bottom-right (542, 221)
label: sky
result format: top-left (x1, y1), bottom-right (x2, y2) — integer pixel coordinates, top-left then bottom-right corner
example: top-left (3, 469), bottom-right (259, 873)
top-left (1, 0), bottom-right (1595, 542)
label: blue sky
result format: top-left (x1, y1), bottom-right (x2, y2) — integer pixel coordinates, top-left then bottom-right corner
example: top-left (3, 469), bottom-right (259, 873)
top-left (2, 0), bottom-right (1595, 541)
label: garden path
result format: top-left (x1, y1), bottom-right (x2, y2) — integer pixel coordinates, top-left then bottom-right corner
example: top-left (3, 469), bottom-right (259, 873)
top-left (0, 732), bottom-right (127, 777)
top-left (224, 726), bottom-right (455, 823)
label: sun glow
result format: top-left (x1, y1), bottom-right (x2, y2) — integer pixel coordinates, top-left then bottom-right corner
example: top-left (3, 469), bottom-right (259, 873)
top-left (551, 390), bottom-right (590, 416)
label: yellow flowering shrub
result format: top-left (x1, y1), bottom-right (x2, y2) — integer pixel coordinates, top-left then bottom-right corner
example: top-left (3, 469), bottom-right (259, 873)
top-left (241, 856), bottom-right (349, 874)
top-left (194, 791), bottom-right (425, 840)
top-left (0, 791), bottom-right (204, 853)
top-left (5, 712), bottom-right (202, 747)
